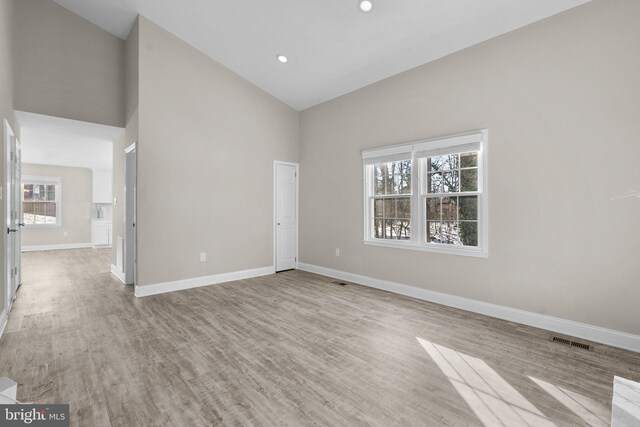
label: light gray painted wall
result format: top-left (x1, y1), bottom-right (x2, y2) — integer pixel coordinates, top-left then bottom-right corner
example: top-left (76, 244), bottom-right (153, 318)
top-left (0, 0), bottom-right (16, 316)
top-left (0, 0), bottom-right (14, 132)
top-left (125, 18), bottom-right (139, 126)
top-left (299, 0), bottom-right (640, 335)
top-left (21, 164), bottom-right (92, 247)
top-left (112, 18), bottom-right (139, 270)
top-left (135, 17), bottom-right (298, 286)
top-left (13, 0), bottom-right (125, 127)
top-left (112, 131), bottom-right (126, 267)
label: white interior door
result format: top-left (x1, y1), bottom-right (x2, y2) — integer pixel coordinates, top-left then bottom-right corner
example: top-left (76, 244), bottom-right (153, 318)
top-left (275, 162), bottom-right (298, 272)
top-left (14, 141), bottom-right (22, 290)
top-left (4, 120), bottom-right (20, 314)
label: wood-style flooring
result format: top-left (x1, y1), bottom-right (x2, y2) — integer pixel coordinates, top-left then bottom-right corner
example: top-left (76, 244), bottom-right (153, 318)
top-left (1, 249), bottom-right (639, 426)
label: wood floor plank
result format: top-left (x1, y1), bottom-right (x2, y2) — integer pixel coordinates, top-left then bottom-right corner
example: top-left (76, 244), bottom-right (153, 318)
top-left (1, 248), bottom-right (639, 426)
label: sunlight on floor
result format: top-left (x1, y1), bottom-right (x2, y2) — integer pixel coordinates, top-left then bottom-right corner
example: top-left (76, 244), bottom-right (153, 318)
top-left (612, 377), bottom-right (640, 426)
top-left (529, 377), bottom-right (609, 427)
top-left (417, 337), bottom-right (556, 426)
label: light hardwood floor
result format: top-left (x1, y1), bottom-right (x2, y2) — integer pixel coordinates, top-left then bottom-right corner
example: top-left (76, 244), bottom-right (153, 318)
top-left (1, 249), bottom-right (639, 426)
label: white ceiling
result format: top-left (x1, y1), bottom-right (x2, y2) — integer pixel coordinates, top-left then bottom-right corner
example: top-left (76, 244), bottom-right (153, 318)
top-left (16, 111), bottom-right (122, 171)
top-left (51, 0), bottom-right (591, 110)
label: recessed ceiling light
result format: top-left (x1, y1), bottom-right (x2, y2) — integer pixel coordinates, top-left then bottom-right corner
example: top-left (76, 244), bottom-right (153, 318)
top-left (359, 0), bottom-right (373, 12)
top-left (276, 54), bottom-right (288, 63)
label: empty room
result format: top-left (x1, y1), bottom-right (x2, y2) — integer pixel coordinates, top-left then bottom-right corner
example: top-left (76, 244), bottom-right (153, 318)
top-left (0, 0), bottom-right (639, 426)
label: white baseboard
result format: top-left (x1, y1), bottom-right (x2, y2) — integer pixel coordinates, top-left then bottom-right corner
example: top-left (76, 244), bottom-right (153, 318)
top-left (0, 309), bottom-right (8, 340)
top-left (298, 263), bottom-right (640, 353)
top-left (135, 266), bottom-right (275, 297)
top-left (111, 264), bottom-right (125, 284)
top-left (22, 243), bottom-right (92, 252)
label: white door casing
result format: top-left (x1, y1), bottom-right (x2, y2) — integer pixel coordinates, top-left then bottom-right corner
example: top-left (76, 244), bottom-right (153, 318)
top-left (124, 143), bottom-right (136, 285)
top-left (274, 162), bottom-right (298, 272)
top-left (4, 120), bottom-right (20, 315)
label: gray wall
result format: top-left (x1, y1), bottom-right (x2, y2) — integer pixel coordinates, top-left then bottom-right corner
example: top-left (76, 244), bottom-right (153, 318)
top-left (0, 0), bottom-right (15, 316)
top-left (112, 18), bottom-right (139, 270)
top-left (136, 17), bottom-right (298, 286)
top-left (13, 0), bottom-right (125, 127)
top-left (0, 0), bottom-right (14, 131)
top-left (112, 132), bottom-right (126, 268)
top-left (21, 164), bottom-right (92, 247)
top-left (125, 18), bottom-right (139, 127)
top-left (299, 0), bottom-right (640, 335)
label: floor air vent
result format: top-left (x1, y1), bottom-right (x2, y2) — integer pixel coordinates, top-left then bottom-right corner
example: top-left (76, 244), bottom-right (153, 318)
top-left (552, 336), bottom-right (571, 345)
top-left (551, 336), bottom-right (592, 351)
top-left (570, 341), bottom-right (592, 350)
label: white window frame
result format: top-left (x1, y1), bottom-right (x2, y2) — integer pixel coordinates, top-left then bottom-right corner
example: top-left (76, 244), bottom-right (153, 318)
top-left (362, 129), bottom-right (488, 258)
top-left (22, 175), bottom-right (62, 228)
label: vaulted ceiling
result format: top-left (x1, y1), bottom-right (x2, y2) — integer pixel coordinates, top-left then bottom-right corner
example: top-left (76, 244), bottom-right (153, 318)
top-left (51, 0), bottom-right (591, 110)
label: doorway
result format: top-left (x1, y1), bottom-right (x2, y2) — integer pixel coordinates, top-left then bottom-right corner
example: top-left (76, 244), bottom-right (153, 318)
top-left (14, 111), bottom-right (122, 288)
top-left (274, 161), bottom-right (298, 272)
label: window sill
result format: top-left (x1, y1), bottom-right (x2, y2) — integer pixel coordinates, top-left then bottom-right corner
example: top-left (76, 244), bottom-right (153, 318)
top-left (363, 239), bottom-right (488, 258)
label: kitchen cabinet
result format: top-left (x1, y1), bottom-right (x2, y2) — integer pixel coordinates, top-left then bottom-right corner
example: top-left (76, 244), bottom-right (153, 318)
top-left (92, 220), bottom-right (112, 247)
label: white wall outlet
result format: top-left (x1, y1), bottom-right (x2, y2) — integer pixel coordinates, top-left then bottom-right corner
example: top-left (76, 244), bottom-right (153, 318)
top-left (63, 231), bottom-right (68, 237)
top-left (335, 248), bottom-right (340, 257)
top-left (200, 252), bottom-right (207, 262)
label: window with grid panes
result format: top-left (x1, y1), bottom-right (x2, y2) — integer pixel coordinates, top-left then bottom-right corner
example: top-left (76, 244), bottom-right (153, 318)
top-left (371, 159), bottom-right (412, 240)
top-left (22, 176), bottom-right (61, 227)
top-left (362, 130), bottom-right (487, 257)
top-left (424, 152), bottom-right (479, 247)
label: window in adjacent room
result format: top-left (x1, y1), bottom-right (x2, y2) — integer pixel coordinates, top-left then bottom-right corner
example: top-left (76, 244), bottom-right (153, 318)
top-left (363, 130), bottom-right (488, 257)
top-left (22, 176), bottom-right (61, 227)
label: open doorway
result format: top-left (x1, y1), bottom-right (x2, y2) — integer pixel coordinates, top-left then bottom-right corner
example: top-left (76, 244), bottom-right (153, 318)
top-left (14, 111), bottom-right (123, 283)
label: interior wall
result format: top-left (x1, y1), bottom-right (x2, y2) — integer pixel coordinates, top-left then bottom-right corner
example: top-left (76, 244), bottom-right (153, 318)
top-left (299, 0), bottom-right (640, 335)
top-left (112, 132), bottom-right (125, 269)
top-left (0, 0), bottom-right (15, 316)
top-left (13, 0), bottom-right (125, 128)
top-left (112, 17), bottom-right (139, 272)
top-left (125, 18), bottom-right (139, 128)
top-left (21, 164), bottom-right (92, 247)
top-left (136, 16), bottom-right (298, 287)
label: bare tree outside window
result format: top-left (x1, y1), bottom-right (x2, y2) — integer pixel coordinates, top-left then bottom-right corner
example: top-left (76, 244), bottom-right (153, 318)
top-left (363, 130), bottom-right (487, 257)
top-left (425, 152), bottom-right (479, 247)
top-left (372, 160), bottom-right (411, 240)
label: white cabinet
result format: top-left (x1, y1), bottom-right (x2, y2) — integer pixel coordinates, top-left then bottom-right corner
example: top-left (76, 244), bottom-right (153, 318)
top-left (92, 220), bottom-right (112, 247)
top-left (92, 170), bottom-right (113, 203)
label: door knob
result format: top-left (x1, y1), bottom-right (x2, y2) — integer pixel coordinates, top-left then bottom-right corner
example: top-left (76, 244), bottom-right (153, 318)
top-left (7, 228), bottom-right (17, 233)
top-left (18, 223), bottom-right (25, 227)
top-left (277, 222), bottom-right (281, 225)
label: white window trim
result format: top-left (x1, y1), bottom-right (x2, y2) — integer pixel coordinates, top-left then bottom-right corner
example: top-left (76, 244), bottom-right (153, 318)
top-left (362, 129), bottom-right (488, 258)
top-left (22, 175), bottom-right (62, 228)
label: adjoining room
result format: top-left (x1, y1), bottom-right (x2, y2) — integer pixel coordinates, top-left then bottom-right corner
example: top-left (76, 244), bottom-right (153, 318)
top-left (17, 111), bottom-right (120, 255)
